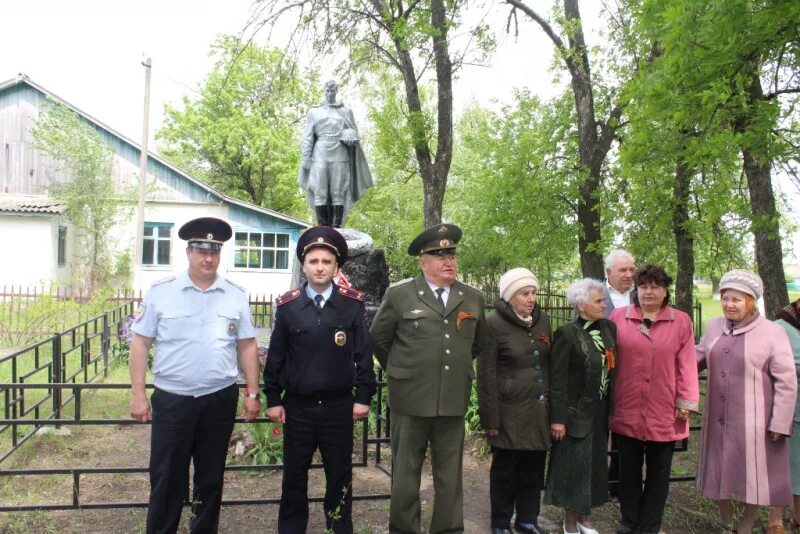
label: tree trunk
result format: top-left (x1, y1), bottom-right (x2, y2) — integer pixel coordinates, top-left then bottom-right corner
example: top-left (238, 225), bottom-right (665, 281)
top-left (564, 0), bottom-right (604, 279)
top-left (672, 151), bottom-right (694, 317)
top-left (387, 0), bottom-right (454, 228)
top-left (738, 72), bottom-right (789, 318)
top-left (429, 0), bottom-right (453, 228)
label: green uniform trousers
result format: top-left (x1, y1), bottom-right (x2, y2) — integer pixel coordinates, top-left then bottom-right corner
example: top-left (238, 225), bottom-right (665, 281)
top-left (389, 413), bottom-right (465, 534)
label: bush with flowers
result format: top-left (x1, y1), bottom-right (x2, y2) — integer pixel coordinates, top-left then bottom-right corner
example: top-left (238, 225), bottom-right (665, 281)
top-left (113, 313), bottom-right (152, 368)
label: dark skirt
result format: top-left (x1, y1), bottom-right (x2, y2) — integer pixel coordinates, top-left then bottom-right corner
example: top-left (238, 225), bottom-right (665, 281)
top-left (543, 406), bottom-right (609, 514)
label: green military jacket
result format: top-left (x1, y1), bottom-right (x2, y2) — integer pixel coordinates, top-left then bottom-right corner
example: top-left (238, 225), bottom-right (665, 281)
top-left (370, 275), bottom-right (487, 417)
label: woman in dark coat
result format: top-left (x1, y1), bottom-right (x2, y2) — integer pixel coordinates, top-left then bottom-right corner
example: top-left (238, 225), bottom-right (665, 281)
top-left (543, 278), bottom-right (616, 534)
top-left (478, 268), bottom-right (551, 534)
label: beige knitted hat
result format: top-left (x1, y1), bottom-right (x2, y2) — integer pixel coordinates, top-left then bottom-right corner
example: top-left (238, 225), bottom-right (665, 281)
top-left (499, 268), bottom-right (539, 302)
top-left (719, 269), bottom-right (763, 300)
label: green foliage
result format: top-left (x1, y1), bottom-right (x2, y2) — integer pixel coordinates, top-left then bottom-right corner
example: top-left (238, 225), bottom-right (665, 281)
top-left (611, 0), bottom-right (799, 287)
top-left (347, 69), bottom-right (428, 279)
top-left (245, 422), bottom-right (284, 466)
top-left (0, 293), bottom-right (125, 350)
top-left (113, 250), bottom-right (132, 280)
top-left (157, 35), bottom-right (318, 218)
top-left (448, 93), bottom-right (580, 293)
top-left (31, 100), bottom-right (134, 293)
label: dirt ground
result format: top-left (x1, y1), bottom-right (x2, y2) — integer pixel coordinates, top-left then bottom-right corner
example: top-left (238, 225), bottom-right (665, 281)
top-left (0, 421), bottom-right (748, 533)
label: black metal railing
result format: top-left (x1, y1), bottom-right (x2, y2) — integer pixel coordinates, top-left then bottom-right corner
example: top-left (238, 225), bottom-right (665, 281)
top-left (0, 290), bottom-right (706, 512)
top-left (0, 301), bottom-right (136, 463)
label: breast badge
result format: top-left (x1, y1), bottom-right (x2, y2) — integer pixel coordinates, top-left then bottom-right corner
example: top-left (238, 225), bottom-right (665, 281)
top-left (228, 322), bottom-right (236, 334)
top-left (334, 330), bottom-right (347, 346)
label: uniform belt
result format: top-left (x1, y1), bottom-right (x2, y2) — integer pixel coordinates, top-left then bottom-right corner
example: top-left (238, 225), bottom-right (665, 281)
top-left (318, 134), bottom-right (340, 140)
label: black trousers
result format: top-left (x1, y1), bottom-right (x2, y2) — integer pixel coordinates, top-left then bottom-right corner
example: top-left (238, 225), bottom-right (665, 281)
top-left (147, 384), bottom-right (238, 534)
top-left (615, 433), bottom-right (675, 534)
top-left (279, 393), bottom-right (354, 534)
top-left (489, 448), bottom-right (546, 529)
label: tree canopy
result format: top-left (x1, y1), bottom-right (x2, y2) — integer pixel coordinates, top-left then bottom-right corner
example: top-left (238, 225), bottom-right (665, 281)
top-left (157, 35), bottom-right (318, 219)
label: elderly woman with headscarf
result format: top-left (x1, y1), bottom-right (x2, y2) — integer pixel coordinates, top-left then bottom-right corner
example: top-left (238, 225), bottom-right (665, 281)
top-left (608, 264), bottom-right (700, 534)
top-left (543, 278), bottom-right (616, 534)
top-left (697, 269), bottom-right (797, 534)
top-left (776, 298), bottom-right (800, 532)
top-left (477, 268), bottom-right (551, 534)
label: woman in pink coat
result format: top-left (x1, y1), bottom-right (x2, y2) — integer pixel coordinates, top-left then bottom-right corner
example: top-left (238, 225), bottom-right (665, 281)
top-left (697, 269), bottom-right (797, 534)
top-left (609, 264), bottom-right (699, 534)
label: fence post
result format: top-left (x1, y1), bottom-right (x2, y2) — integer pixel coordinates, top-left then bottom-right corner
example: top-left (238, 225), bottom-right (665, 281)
top-left (102, 311), bottom-right (110, 377)
top-left (52, 332), bottom-right (62, 428)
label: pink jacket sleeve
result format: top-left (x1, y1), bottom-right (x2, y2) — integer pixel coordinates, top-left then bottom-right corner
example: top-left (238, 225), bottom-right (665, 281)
top-left (675, 313), bottom-right (700, 412)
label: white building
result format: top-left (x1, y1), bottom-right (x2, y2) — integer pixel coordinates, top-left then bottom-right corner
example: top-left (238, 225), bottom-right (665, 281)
top-left (0, 74), bottom-right (310, 296)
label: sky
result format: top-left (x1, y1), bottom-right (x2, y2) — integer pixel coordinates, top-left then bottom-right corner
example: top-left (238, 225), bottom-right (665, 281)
top-left (0, 0), bottom-right (566, 146)
top-left (2, 0), bottom-right (797, 262)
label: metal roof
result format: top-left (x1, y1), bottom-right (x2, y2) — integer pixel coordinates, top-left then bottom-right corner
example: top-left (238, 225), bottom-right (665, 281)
top-left (0, 73), bottom-right (311, 229)
top-left (0, 194), bottom-right (66, 214)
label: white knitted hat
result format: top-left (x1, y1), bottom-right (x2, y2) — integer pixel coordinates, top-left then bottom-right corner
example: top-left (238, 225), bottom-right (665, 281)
top-left (499, 268), bottom-right (539, 302)
top-left (719, 269), bottom-right (763, 300)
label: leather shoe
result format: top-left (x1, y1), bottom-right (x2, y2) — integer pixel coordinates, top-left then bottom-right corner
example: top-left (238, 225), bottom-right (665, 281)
top-left (491, 529), bottom-right (512, 534)
top-left (514, 520), bottom-right (545, 534)
top-left (615, 525), bottom-right (635, 534)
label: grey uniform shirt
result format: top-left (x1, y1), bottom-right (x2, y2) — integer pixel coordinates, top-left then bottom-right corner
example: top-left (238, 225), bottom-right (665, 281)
top-left (132, 270), bottom-right (255, 397)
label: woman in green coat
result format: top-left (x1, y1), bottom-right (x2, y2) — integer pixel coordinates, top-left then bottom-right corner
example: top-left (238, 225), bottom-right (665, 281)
top-left (478, 268), bottom-right (551, 534)
top-left (543, 278), bottom-right (617, 534)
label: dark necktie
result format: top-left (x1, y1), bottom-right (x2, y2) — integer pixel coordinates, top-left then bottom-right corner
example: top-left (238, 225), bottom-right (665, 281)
top-left (314, 294), bottom-right (324, 311)
top-left (435, 287), bottom-right (446, 312)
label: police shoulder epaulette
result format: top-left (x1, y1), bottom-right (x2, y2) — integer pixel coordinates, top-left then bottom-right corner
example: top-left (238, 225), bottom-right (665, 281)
top-left (224, 278), bottom-right (246, 292)
top-left (389, 277), bottom-right (413, 288)
top-left (151, 275), bottom-right (176, 287)
top-left (338, 286), bottom-right (365, 301)
top-left (276, 288), bottom-right (302, 306)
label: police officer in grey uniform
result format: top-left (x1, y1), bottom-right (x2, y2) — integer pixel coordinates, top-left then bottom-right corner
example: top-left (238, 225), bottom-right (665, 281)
top-left (129, 217), bottom-right (261, 534)
top-left (370, 223), bottom-right (487, 534)
top-left (264, 226), bottom-right (375, 533)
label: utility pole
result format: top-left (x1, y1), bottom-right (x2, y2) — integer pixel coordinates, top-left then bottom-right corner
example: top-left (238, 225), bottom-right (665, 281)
top-left (134, 57), bottom-right (152, 288)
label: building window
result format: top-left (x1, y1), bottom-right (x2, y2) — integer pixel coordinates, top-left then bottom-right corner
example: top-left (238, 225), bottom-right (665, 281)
top-left (57, 226), bottom-right (67, 265)
top-left (234, 232), bottom-right (290, 270)
top-left (143, 222), bottom-right (172, 266)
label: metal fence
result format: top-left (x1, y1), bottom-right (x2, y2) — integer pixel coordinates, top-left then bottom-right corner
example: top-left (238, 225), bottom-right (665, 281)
top-left (0, 290), bottom-right (704, 512)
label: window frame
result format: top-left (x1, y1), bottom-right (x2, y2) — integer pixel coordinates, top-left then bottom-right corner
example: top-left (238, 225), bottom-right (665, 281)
top-left (142, 222), bottom-right (173, 267)
top-left (232, 230), bottom-right (291, 272)
top-left (57, 226), bottom-right (67, 266)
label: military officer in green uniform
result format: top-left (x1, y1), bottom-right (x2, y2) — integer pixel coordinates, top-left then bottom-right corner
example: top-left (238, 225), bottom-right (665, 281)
top-left (370, 223), bottom-right (487, 534)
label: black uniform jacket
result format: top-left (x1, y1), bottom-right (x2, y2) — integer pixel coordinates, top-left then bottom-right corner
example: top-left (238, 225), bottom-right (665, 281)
top-left (263, 282), bottom-right (376, 407)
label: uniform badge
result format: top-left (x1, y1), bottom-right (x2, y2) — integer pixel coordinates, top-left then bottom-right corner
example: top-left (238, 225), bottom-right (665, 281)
top-left (439, 239), bottom-right (450, 247)
top-left (134, 304), bottom-right (146, 323)
top-left (334, 330), bottom-right (347, 346)
top-left (228, 322), bottom-right (236, 334)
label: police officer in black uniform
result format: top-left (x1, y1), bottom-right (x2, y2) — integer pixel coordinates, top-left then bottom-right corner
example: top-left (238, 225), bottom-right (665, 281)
top-left (263, 226), bottom-right (376, 534)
